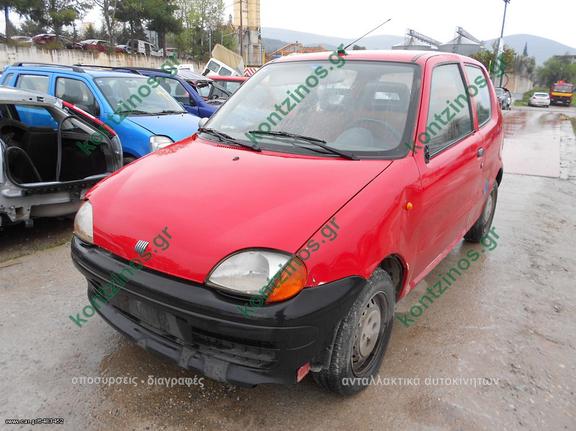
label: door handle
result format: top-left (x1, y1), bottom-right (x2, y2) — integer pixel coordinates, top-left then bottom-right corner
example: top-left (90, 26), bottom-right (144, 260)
top-left (477, 147), bottom-right (485, 158)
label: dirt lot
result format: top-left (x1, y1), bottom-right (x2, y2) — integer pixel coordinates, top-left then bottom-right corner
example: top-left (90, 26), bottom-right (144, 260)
top-left (1, 107), bottom-right (575, 431)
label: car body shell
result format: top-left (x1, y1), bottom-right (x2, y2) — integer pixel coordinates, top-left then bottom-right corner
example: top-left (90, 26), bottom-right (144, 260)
top-left (0, 65), bottom-right (200, 159)
top-left (0, 87), bottom-right (122, 225)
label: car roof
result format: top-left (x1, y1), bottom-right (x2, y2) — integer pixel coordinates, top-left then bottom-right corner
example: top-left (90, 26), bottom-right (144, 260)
top-left (0, 86), bottom-right (61, 107)
top-left (5, 64), bottom-right (152, 79)
top-left (272, 49), bottom-right (480, 67)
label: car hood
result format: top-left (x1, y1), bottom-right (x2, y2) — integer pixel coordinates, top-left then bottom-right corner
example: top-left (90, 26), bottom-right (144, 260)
top-left (88, 136), bottom-right (392, 283)
top-left (126, 113), bottom-right (200, 142)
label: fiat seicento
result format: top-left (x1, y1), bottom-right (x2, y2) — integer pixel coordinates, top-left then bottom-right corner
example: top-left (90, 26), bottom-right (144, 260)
top-left (71, 49), bottom-right (503, 395)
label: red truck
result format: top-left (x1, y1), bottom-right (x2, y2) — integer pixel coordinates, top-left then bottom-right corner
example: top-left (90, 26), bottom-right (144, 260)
top-left (549, 80), bottom-right (574, 106)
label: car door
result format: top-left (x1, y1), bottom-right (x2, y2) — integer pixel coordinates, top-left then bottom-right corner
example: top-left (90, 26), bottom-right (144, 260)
top-left (410, 59), bottom-right (484, 281)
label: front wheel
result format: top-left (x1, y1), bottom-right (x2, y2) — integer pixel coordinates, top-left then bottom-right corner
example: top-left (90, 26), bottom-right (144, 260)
top-left (312, 269), bottom-right (395, 395)
top-left (465, 181), bottom-right (498, 242)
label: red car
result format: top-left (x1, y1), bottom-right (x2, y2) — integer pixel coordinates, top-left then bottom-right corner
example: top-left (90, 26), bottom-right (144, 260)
top-left (71, 50), bottom-right (503, 394)
top-left (79, 39), bottom-right (111, 53)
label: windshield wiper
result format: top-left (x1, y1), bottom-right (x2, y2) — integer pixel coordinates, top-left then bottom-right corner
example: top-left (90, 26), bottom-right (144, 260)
top-left (117, 109), bottom-right (150, 116)
top-left (154, 110), bottom-right (186, 115)
top-left (198, 127), bottom-right (261, 151)
top-left (248, 130), bottom-right (358, 160)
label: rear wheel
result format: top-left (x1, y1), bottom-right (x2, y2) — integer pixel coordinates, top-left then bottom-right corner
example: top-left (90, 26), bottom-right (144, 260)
top-left (465, 182), bottom-right (498, 242)
top-left (312, 269), bottom-right (395, 395)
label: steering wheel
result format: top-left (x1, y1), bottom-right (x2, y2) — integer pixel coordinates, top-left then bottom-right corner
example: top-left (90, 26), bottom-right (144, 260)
top-left (348, 118), bottom-right (402, 143)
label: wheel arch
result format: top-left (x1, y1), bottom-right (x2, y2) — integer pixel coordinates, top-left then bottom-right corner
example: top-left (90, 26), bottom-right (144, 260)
top-left (378, 254), bottom-right (407, 301)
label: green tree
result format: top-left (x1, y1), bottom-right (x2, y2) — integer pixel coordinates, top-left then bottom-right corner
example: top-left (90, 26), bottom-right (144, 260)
top-left (0, 0), bottom-right (43, 38)
top-left (116, 0), bottom-right (146, 41)
top-left (145, 0), bottom-right (181, 55)
top-left (536, 55), bottom-right (576, 87)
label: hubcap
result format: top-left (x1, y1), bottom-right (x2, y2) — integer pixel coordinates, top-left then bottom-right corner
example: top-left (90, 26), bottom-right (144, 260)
top-left (483, 192), bottom-right (494, 222)
top-left (352, 294), bottom-right (386, 374)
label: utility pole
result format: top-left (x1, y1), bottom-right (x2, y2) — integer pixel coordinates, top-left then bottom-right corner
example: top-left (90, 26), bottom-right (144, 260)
top-left (239, 0), bottom-right (244, 61)
top-left (496, 0), bottom-right (511, 87)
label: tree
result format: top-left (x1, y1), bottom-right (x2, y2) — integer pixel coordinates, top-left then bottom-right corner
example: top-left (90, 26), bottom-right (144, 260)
top-left (352, 44), bottom-right (366, 50)
top-left (83, 22), bottom-right (96, 39)
top-left (174, 0), bottom-right (225, 59)
top-left (116, 0), bottom-right (147, 42)
top-left (94, 0), bottom-right (118, 45)
top-left (145, 0), bottom-right (181, 55)
top-left (536, 55), bottom-right (576, 87)
top-left (31, 0), bottom-right (90, 36)
top-left (0, 0), bottom-right (43, 38)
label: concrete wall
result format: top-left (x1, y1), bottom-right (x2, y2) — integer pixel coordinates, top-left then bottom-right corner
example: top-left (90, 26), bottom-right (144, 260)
top-left (0, 45), bottom-right (205, 71)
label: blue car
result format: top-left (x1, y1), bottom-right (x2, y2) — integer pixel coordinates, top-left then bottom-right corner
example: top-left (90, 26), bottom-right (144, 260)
top-left (1, 63), bottom-right (200, 163)
top-left (110, 67), bottom-right (218, 118)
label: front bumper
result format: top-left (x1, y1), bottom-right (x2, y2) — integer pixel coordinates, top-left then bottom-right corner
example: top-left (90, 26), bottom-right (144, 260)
top-left (71, 237), bottom-right (366, 386)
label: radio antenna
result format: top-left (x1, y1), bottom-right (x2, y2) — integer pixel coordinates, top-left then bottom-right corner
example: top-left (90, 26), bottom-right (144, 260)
top-left (341, 18), bottom-right (392, 53)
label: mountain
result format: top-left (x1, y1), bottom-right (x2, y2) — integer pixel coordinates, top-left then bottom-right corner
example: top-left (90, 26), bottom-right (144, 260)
top-left (487, 34), bottom-right (575, 64)
top-left (262, 27), bottom-right (403, 52)
top-left (262, 28), bottom-right (575, 64)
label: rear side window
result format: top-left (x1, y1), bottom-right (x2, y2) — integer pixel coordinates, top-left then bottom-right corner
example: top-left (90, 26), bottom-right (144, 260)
top-left (55, 78), bottom-right (99, 116)
top-left (16, 75), bottom-right (50, 93)
top-left (465, 65), bottom-right (491, 126)
top-left (426, 64), bottom-right (473, 152)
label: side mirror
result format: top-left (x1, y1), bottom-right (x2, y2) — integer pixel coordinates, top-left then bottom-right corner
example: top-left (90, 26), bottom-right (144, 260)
top-left (198, 117), bottom-right (209, 128)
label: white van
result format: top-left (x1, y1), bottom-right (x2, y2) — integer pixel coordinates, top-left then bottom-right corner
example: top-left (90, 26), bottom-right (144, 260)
top-left (202, 58), bottom-right (240, 77)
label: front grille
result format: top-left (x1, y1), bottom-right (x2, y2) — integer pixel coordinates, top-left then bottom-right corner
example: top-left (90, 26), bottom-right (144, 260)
top-left (89, 280), bottom-right (279, 369)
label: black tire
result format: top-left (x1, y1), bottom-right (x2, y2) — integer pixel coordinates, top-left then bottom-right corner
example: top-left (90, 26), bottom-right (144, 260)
top-left (312, 269), bottom-right (395, 395)
top-left (464, 181), bottom-right (498, 242)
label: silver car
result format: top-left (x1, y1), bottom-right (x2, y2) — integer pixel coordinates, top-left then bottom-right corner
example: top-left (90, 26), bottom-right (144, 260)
top-left (0, 87), bottom-right (122, 226)
top-left (529, 92), bottom-right (550, 107)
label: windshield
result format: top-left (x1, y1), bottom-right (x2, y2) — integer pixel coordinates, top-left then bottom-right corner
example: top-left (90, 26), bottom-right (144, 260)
top-left (534, 93), bottom-right (549, 97)
top-left (94, 76), bottom-right (186, 115)
top-left (495, 88), bottom-right (504, 95)
top-left (205, 60), bottom-right (419, 158)
top-left (552, 83), bottom-right (573, 93)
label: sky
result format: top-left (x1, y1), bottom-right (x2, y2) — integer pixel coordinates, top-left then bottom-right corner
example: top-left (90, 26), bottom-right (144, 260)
top-left (3, 0), bottom-right (574, 48)
top-left (240, 0), bottom-right (576, 47)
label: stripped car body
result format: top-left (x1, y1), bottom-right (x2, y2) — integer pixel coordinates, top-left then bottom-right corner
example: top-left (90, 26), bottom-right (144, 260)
top-left (0, 87), bottom-right (122, 225)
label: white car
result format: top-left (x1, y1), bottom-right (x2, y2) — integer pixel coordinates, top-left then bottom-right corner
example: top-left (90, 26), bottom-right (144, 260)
top-left (529, 92), bottom-right (550, 107)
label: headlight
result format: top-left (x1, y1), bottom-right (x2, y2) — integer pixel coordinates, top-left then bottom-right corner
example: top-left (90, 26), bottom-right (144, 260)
top-left (149, 135), bottom-right (174, 151)
top-left (74, 201), bottom-right (93, 244)
top-left (207, 250), bottom-right (307, 303)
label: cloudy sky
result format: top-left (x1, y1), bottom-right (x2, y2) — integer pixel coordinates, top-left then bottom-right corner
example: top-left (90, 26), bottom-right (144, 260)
top-left (243, 0), bottom-right (575, 47)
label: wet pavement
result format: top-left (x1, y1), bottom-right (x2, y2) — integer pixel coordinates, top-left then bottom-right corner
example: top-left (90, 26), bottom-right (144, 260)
top-left (1, 107), bottom-right (575, 431)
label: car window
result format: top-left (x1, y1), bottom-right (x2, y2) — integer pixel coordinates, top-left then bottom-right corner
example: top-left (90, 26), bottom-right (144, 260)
top-left (465, 65), bottom-right (491, 126)
top-left (16, 74), bottom-right (50, 93)
top-left (95, 76), bottom-right (186, 115)
top-left (13, 104), bottom-right (58, 128)
top-left (2, 73), bottom-right (14, 85)
top-left (219, 67), bottom-right (233, 77)
top-left (55, 77), bottom-right (100, 116)
top-left (207, 61), bottom-right (419, 158)
top-left (156, 77), bottom-right (193, 106)
top-left (207, 61), bottom-right (220, 73)
top-left (426, 64), bottom-right (473, 153)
